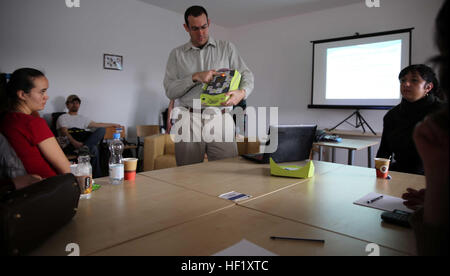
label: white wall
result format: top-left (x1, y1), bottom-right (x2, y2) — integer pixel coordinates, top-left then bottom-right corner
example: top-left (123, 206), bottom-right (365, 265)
top-left (0, 0), bottom-right (229, 137)
top-left (228, 0), bottom-right (444, 166)
top-left (1, 0), bottom-right (444, 167)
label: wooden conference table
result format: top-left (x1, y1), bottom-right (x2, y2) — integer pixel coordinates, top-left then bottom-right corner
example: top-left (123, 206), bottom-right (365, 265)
top-left (31, 157), bottom-right (424, 256)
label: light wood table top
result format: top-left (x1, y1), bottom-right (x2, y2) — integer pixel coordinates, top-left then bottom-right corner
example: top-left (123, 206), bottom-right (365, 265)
top-left (314, 138), bottom-right (379, 150)
top-left (241, 165), bottom-right (425, 255)
top-left (30, 174), bottom-right (234, 256)
top-left (94, 205), bottom-right (404, 256)
top-left (30, 157), bottom-right (424, 256)
top-left (140, 157), bottom-right (345, 203)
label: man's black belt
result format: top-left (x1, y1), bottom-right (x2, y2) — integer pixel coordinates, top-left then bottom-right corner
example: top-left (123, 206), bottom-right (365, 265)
top-left (188, 107), bottom-right (227, 114)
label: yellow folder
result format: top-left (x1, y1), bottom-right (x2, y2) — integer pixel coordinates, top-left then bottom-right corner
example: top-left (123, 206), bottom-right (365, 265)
top-left (270, 158), bottom-right (315, 178)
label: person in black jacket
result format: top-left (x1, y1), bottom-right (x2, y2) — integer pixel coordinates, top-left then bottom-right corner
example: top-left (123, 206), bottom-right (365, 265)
top-left (376, 64), bottom-right (443, 175)
top-left (403, 0), bottom-right (449, 255)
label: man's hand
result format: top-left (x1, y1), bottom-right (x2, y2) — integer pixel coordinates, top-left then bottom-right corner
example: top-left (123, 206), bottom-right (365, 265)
top-left (222, 89), bottom-right (246, 107)
top-left (192, 70), bottom-right (219, 83)
top-left (60, 127), bottom-right (84, 149)
top-left (72, 140), bottom-right (84, 149)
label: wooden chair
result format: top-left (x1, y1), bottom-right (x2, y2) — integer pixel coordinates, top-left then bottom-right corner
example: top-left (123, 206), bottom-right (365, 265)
top-left (136, 125), bottom-right (160, 158)
top-left (103, 126), bottom-right (137, 157)
top-left (237, 137), bottom-right (261, 155)
top-left (143, 134), bottom-right (176, 171)
top-left (142, 135), bottom-right (261, 172)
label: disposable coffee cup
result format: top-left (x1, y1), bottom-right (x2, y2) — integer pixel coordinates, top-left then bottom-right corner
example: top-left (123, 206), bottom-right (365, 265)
top-left (124, 158), bottom-right (138, 180)
top-left (125, 171), bottom-right (136, 181)
top-left (375, 158), bottom-right (390, 179)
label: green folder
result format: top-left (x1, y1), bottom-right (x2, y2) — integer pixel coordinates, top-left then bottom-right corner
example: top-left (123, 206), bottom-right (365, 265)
top-left (270, 158), bottom-right (315, 178)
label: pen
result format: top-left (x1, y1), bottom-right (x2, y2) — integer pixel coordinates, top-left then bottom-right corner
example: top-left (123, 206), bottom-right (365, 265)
top-left (270, 236), bottom-right (325, 243)
top-left (367, 195), bottom-right (383, 204)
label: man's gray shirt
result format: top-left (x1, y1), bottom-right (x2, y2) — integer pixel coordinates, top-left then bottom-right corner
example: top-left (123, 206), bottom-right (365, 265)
top-left (164, 37), bottom-right (254, 108)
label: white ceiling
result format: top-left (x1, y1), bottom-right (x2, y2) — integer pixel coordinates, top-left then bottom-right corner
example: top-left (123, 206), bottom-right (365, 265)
top-left (139, 0), bottom-right (363, 28)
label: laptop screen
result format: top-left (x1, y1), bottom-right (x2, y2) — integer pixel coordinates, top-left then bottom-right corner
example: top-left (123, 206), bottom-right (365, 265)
top-left (263, 124), bottom-right (317, 163)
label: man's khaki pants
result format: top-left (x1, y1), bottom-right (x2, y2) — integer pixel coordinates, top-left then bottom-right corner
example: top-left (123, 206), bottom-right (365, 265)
top-left (172, 108), bottom-right (238, 166)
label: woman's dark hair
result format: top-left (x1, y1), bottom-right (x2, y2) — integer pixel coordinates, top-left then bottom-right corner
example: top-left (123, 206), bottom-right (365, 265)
top-left (184, 5), bottom-right (208, 27)
top-left (4, 68), bottom-right (45, 110)
top-left (398, 64), bottom-right (440, 97)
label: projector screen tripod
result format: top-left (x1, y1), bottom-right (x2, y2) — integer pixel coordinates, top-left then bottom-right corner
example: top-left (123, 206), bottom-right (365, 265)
top-left (328, 110), bottom-right (377, 135)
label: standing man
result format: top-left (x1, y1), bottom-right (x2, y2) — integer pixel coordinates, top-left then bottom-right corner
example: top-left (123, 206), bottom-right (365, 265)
top-left (56, 94), bottom-right (121, 177)
top-left (164, 5), bottom-right (254, 166)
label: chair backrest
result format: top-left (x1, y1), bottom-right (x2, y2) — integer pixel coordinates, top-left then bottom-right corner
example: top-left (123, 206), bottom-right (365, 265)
top-left (104, 126), bottom-right (125, 140)
top-left (136, 125), bottom-right (160, 138)
top-left (51, 112), bottom-right (66, 136)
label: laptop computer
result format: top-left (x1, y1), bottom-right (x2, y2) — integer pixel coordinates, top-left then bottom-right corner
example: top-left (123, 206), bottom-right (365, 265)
top-left (242, 124), bottom-right (317, 164)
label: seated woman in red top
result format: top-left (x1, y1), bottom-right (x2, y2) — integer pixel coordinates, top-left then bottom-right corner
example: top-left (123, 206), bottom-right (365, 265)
top-left (0, 68), bottom-right (71, 178)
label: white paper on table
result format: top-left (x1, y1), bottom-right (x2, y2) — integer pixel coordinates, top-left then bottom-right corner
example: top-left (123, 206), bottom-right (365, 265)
top-left (353, 192), bottom-right (414, 213)
top-left (213, 239), bottom-right (277, 256)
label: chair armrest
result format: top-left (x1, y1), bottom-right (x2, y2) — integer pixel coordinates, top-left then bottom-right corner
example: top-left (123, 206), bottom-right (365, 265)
top-left (143, 134), bottom-right (166, 171)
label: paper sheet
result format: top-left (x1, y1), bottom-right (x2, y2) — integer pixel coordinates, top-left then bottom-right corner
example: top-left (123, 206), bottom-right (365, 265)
top-left (213, 239), bottom-right (277, 256)
top-left (354, 192), bottom-right (414, 213)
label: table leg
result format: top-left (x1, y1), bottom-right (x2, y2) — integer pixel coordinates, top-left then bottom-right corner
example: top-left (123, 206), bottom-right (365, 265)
top-left (367, 146), bottom-right (372, 168)
top-left (348, 150), bottom-right (355, 165)
top-left (332, 148), bottom-right (336, 163)
top-left (318, 146), bottom-right (323, 161)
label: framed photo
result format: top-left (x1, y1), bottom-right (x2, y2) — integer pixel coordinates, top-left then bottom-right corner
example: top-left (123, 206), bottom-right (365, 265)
top-left (103, 54), bottom-right (123, 71)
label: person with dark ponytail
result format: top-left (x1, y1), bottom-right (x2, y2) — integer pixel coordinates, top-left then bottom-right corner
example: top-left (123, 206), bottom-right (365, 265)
top-left (0, 68), bottom-right (71, 178)
top-left (376, 64), bottom-right (443, 175)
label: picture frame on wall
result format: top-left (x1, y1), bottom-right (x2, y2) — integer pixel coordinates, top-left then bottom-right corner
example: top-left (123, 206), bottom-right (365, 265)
top-left (103, 54), bottom-right (123, 71)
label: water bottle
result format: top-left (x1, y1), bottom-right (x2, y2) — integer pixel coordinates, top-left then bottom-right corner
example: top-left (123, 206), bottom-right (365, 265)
top-left (76, 155), bottom-right (93, 199)
top-left (109, 132), bottom-right (124, 185)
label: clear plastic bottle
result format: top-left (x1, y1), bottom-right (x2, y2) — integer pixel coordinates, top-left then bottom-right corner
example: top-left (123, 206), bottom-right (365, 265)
top-left (76, 155), bottom-right (93, 199)
top-left (109, 132), bottom-right (124, 185)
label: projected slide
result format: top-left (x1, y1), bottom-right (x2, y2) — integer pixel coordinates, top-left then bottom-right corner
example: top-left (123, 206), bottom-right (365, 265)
top-left (310, 29), bottom-right (411, 109)
top-left (326, 40), bottom-right (402, 100)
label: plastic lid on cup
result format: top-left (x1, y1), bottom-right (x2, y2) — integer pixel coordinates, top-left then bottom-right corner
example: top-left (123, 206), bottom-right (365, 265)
top-left (113, 133), bottom-right (121, 139)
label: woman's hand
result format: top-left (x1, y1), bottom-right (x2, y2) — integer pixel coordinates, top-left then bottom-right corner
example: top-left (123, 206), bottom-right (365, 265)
top-left (402, 188), bottom-right (425, 210)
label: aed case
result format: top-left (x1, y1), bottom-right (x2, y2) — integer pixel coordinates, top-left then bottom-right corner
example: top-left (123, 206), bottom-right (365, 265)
top-left (201, 69), bottom-right (241, 106)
